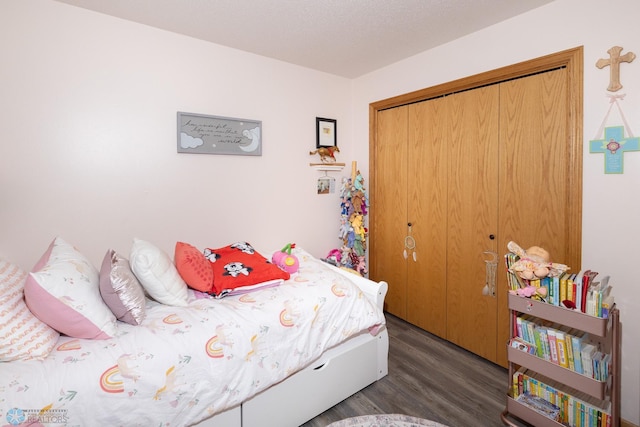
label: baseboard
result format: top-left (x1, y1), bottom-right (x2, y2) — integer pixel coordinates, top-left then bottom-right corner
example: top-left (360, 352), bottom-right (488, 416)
top-left (622, 418), bottom-right (638, 427)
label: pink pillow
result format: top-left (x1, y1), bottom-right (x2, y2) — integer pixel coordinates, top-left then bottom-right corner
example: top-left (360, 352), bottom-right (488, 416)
top-left (174, 242), bottom-right (214, 293)
top-left (24, 237), bottom-right (117, 339)
top-left (99, 250), bottom-right (147, 325)
top-left (0, 259), bottom-right (59, 361)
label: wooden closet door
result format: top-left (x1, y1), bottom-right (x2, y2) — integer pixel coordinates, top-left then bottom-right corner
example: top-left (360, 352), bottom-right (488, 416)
top-left (446, 86), bottom-right (500, 361)
top-left (496, 67), bottom-right (570, 366)
top-left (370, 106), bottom-right (409, 318)
top-left (405, 99), bottom-right (448, 337)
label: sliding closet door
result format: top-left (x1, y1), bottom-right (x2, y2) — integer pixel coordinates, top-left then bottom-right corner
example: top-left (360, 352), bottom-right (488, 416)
top-left (496, 67), bottom-right (570, 366)
top-left (405, 98), bottom-right (448, 338)
top-left (370, 106), bottom-right (409, 318)
top-left (446, 86), bottom-right (500, 361)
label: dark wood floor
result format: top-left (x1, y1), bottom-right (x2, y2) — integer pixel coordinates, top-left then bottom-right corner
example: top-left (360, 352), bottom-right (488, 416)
top-left (302, 313), bottom-right (530, 427)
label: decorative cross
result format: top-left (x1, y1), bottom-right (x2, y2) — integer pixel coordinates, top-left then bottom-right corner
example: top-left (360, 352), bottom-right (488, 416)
top-left (596, 46), bottom-right (635, 92)
top-left (590, 126), bottom-right (640, 174)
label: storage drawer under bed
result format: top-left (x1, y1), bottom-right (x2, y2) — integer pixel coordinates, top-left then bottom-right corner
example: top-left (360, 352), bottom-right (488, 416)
top-left (242, 334), bottom-right (380, 427)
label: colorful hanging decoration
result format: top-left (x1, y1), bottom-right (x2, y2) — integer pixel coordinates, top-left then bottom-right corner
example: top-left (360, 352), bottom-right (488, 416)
top-left (327, 162), bottom-right (369, 275)
top-left (590, 46), bottom-right (639, 174)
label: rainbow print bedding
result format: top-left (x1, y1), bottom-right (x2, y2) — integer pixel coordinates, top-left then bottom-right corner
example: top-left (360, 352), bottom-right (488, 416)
top-left (0, 248), bottom-right (385, 427)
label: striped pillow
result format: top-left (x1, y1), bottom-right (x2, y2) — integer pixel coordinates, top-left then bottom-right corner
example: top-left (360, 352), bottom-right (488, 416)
top-left (0, 259), bottom-right (59, 361)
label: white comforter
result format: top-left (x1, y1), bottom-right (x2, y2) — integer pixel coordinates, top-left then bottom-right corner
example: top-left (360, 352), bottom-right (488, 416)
top-left (0, 248), bottom-right (385, 427)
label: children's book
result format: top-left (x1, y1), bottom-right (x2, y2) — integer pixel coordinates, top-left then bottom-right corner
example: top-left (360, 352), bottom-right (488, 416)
top-left (571, 332), bottom-right (586, 375)
top-left (547, 328), bottom-right (559, 365)
top-left (564, 328), bottom-right (576, 371)
top-left (555, 331), bottom-right (569, 368)
top-left (510, 337), bottom-right (537, 355)
top-left (515, 393), bottom-right (561, 422)
top-left (581, 342), bottom-right (597, 378)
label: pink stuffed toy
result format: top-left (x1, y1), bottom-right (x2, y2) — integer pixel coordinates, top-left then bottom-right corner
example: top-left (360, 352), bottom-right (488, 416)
top-left (272, 243), bottom-right (299, 274)
top-left (511, 285), bottom-right (548, 301)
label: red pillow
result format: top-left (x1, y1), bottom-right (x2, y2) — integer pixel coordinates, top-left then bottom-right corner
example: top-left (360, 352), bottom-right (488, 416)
top-left (174, 242), bottom-right (214, 293)
top-left (205, 242), bottom-right (290, 297)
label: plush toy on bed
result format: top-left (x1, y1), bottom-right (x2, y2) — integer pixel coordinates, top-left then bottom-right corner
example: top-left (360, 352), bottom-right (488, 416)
top-left (272, 243), bottom-right (300, 274)
top-left (322, 248), bottom-right (342, 267)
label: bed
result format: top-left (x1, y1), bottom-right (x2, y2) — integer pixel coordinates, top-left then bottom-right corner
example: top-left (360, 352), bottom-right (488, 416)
top-left (0, 239), bottom-right (388, 427)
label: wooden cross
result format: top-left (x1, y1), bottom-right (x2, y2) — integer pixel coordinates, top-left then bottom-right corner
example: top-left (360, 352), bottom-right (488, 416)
top-left (590, 126), bottom-right (640, 174)
top-left (596, 46), bottom-right (635, 92)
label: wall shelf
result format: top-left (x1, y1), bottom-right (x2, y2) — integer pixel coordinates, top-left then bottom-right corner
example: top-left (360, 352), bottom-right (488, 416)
top-left (310, 162), bottom-right (345, 172)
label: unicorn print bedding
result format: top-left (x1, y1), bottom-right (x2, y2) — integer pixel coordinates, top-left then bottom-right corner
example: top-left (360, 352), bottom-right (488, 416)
top-left (0, 246), bottom-right (385, 427)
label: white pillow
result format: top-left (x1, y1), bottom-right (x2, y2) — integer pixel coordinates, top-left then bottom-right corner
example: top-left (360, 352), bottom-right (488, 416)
top-left (24, 237), bottom-right (118, 339)
top-left (129, 238), bottom-right (189, 306)
top-left (0, 258), bottom-right (60, 361)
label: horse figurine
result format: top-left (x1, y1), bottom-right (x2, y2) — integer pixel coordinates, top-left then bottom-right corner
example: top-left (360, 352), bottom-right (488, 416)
top-left (309, 146), bottom-right (340, 162)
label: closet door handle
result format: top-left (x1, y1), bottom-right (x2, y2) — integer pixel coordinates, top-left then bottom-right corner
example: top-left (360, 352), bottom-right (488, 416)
top-left (489, 234), bottom-right (495, 240)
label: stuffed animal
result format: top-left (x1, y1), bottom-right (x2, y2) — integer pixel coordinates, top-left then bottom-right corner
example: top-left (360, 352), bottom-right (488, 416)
top-left (507, 241), bottom-right (569, 280)
top-left (272, 243), bottom-right (299, 274)
top-left (323, 248), bottom-right (342, 266)
top-left (511, 285), bottom-right (548, 301)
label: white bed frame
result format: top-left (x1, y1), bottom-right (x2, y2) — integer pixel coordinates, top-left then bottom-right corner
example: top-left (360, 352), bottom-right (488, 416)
top-left (191, 267), bottom-right (389, 427)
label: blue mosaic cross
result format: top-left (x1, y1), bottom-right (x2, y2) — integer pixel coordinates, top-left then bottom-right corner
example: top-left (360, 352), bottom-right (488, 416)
top-left (589, 126), bottom-right (640, 174)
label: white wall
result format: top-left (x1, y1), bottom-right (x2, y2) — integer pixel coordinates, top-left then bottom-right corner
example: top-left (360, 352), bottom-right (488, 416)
top-left (1, 0), bottom-right (638, 424)
top-left (0, 0), bottom-right (354, 270)
top-left (352, 0), bottom-right (640, 423)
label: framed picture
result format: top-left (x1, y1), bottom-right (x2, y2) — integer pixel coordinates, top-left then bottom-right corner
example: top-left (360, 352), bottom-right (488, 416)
top-left (177, 112), bottom-right (262, 156)
top-left (316, 117), bottom-right (337, 148)
top-left (317, 177), bottom-right (334, 194)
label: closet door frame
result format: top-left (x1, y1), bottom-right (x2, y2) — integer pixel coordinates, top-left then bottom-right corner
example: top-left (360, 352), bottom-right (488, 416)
top-left (369, 47), bottom-right (583, 365)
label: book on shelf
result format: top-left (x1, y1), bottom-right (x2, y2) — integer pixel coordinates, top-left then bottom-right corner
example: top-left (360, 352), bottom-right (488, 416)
top-left (559, 272), bottom-right (569, 304)
top-left (513, 314), bottom-right (612, 381)
top-left (585, 275), bottom-right (613, 318)
top-left (566, 273), bottom-right (575, 305)
top-left (512, 369), bottom-right (612, 427)
top-left (540, 276), bottom-right (551, 303)
top-left (570, 333), bottom-right (585, 375)
top-left (602, 294), bottom-right (615, 319)
top-left (515, 393), bottom-right (561, 422)
top-left (573, 270), bottom-right (583, 311)
top-left (550, 275), bottom-right (560, 306)
top-left (564, 329), bottom-right (576, 371)
top-left (547, 328), bottom-right (560, 365)
top-left (504, 253), bottom-right (520, 290)
top-left (531, 328), bottom-right (544, 357)
top-left (592, 351), bottom-right (603, 382)
top-left (555, 330), bottom-right (569, 368)
top-left (600, 353), bottom-right (611, 382)
top-left (537, 327), bottom-right (551, 361)
top-left (507, 265), bottom-right (614, 319)
top-left (581, 270), bottom-right (599, 312)
top-left (509, 337), bottom-right (537, 355)
top-left (580, 342), bottom-right (597, 379)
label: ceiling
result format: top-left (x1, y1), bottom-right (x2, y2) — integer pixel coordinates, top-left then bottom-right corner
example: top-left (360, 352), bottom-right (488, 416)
top-left (54, 0), bottom-right (554, 78)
